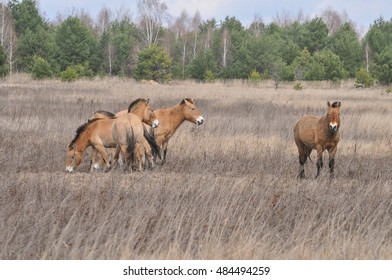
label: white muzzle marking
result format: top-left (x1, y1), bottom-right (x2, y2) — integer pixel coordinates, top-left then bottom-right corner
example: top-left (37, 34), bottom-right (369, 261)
top-left (66, 166), bottom-right (74, 173)
top-left (93, 163), bottom-right (100, 170)
top-left (152, 119), bottom-right (159, 128)
top-left (196, 116), bottom-right (204, 125)
top-left (329, 122), bottom-right (338, 132)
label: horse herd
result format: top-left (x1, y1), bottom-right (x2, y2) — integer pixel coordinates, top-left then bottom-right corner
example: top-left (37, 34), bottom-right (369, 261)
top-left (66, 98), bottom-right (341, 179)
top-left (65, 98), bottom-right (204, 173)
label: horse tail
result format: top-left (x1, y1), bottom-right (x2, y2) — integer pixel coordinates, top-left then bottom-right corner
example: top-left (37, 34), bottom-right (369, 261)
top-left (143, 125), bottom-right (161, 159)
top-left (126, 127), bottom-right (136, 163)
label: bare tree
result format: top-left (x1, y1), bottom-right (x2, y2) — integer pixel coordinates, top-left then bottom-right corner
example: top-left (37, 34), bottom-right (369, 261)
top-left (137, 0), bottom-right (171, 48)
top-left (0, 3), bottom-right (17, 75)
top-left (96, 6), bottom-right (112, 37)
top-left (191, 11), bottom-right (201, 59)
top-left (321, 7), bottom-right (351, 34)
top-left (221, 28), bottom-right (230, 68)
top-left (273, 9), bottom-right (306, 27)
top-left (173, 10), bottom-right (190, 78)
top-left (248, 14), bottom-right (265, 37)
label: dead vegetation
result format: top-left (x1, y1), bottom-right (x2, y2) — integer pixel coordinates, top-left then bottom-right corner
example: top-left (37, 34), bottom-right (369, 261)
top-left (1, 76), bottom-right (392, 259)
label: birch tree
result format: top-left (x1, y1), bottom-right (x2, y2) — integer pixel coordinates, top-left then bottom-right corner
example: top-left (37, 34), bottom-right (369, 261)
top-left (137, 0), bottom-right (170, 48)
top-left (0, 3), bottom-right (16, 75)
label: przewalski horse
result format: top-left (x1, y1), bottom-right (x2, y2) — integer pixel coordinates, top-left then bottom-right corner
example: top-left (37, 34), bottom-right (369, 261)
top-left (65, 118), bottom-right (117, 173)
top-left (151, 98), bottom-right (204, 164)
top-left (91, 98), bottom-right (160, 171)
top-left (294, 101), bottom-right (341, 179)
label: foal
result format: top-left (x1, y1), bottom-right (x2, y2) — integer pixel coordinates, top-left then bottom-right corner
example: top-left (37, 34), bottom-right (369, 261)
top-left (294, 101), bottom-right (341, 178)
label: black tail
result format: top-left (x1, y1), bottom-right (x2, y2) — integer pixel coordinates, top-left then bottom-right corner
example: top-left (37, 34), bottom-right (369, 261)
top-left (143, 125), bottom-right (161, 159)
top-left (127, 127), bottom-right (136, 163)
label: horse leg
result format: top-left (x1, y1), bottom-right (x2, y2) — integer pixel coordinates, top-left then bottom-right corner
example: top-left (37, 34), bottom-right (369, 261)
top-left (90, 148), bottom-right (102, 172)
top-left (119, 144), bottom-right (132, 172)
top-left (315, 146), bottom-right (324, 178)
top-left (143, 140), bottom-right (154, 169)
top-left (328, 146), bottom-right (338, 178)
top-left (161, 141), bottom-right (169, 165)
top-left (94, 144), bottom-right (111, 171)
top-left (110, 146), bottom-right (121, 170)
top-left (296, 143), bottom-right (307, 179)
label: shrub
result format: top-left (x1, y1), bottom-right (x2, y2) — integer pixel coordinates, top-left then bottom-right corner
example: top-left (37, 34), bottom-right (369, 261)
top-left (249, 69), bottom-right (261, 84)
top-left (60, 64), bottom-right (94, 82)
top-left (204, 70), bottom-right (215, 83)
top-left (61, 66), bottom-right (79, 82)
top-left (0, 45), bottom-right (8, 78)
top-left (355, 68), bottom-right (374, 88)
top-left (30, 56), bottom-right (53, 79)
top-left (293, 81), bottom-right (303, 90)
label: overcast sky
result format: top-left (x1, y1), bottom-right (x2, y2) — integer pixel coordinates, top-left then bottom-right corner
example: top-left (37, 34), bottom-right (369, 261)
top-left (37, 0), bottom-right (389, 34)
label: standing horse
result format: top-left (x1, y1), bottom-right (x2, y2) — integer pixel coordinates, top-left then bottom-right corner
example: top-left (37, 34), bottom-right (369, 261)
top-left (65, 118), bottom-right (117, 172)
top-left (91, 98), bottom-right (159, 170)
top-left (151, 98), bottom-right (204, 164)
top-left (294, 101), bottom-right (341, 178)
top-left (111, 113), bottom-right (160, 171)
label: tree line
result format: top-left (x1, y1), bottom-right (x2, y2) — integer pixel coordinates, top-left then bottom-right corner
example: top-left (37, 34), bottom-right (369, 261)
top-left (1, 0), bottom-right (392, 86)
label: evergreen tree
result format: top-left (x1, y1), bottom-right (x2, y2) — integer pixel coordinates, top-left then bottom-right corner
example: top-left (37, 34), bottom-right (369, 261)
top-left (8, 0), bottom-right (54, 71)
top-left (0, 44), bottom-right (9, 77)
top-left (134, 44), bottom-right (172, 82)
top-left (55, 17), bottom-right (99, 72)
top-left (327, 23), bottom-right (362, 77)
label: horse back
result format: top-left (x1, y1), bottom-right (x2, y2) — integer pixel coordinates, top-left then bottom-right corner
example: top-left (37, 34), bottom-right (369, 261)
top-left (90, 118), bottom-right (116, 146)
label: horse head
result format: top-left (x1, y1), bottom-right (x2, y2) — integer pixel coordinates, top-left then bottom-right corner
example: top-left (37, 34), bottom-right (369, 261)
top-left (181, 98), bottom-right (204, 125)
top-left (65, 144), bottom-right (82, 172)
top-left (128, 98), bottom-right (159, 128)
top-left (326, 101), bottom-right (341, 133)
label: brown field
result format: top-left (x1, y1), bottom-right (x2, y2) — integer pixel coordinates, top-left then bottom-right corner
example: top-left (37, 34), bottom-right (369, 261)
top-left (1, 75), bottom-right (392, 259)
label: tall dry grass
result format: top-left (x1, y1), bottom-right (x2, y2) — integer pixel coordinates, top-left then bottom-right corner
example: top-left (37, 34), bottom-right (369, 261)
top-left (1, 76), bottom-right (392, 259)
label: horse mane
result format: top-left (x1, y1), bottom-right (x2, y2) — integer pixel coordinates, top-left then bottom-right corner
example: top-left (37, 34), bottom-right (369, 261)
top-left (331, 101), bottom-right (341, 108)
top-left (128, 98), bottom-right (148, 113)
top-left (180, 98), bottom-right (194, 105)
top-left (94, 110), bottom-right (115, 117)
top-left (68, 118), bottom-right (99, 149)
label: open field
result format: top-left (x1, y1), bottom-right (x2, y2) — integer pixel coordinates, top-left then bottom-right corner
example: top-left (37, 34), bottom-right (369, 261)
top-left (1, 75), bottom-right (392, 259)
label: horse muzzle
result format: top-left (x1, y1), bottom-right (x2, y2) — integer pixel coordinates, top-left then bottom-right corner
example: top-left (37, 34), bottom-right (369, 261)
top-left (152, 119), bottom-right (159, 128)
top-left (66, 166), bottom-right (74, 173)
top-left (196, 116), bottom-right (204, 125)
top-left (329, 123), bottom-right (338, 133)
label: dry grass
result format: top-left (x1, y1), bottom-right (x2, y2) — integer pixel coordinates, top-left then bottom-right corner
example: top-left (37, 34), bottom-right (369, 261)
top-left (1, 75), bottom-right (392, 259)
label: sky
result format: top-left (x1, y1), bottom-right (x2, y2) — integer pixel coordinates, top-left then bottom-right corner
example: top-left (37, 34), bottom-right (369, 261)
top-left (37, 0), bottom-right (389, 34)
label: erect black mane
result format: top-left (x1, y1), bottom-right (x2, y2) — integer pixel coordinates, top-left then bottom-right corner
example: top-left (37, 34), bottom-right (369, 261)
top-left (331, 101), bottom-right (341, 108)
top-left (94, 110), bottom-right (115, 117)
top-left (128, 98), bottom-right (148, 113)
top-left (180, 98), bottom-right (194, 105)
top-left (68, 118), bottom-right (99, 149)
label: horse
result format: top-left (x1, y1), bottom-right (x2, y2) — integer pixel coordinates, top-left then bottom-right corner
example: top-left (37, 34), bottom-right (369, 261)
top-left (65, 118), bottom-right (117, 173)
top-left (90, 98), bottom-right (160, 171)
top-left (66, 98), bottom-right (159, 173)
top-left (92, 98), bottom-right (159, 128)
top-left (146, 98), bottom-right (204, 164)
top-left (294, 101), bottom-right (341, 178)
top-left (111, 113), bottom-right (160, 171)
